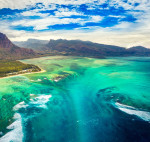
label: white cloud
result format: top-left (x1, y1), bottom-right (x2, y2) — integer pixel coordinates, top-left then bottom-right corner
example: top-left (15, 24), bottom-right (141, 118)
top-left (12, 16), bottom-right (83, 30)
top-left (20, 4), bottom-right (56, 18)
top-left (111, 22), bottom-right (134, 30)
top-left (11, 14), bottom-right (103, 30)
top-left (90, 16), bottom-right (103, 22)
top-left (21, 10), bottom-right (49, 18)
top-left (54, 8), bottom-right (83, 17)
top-left (0, 0), bottom-right (150, 11)
top-left (0, 0), bottom-right (101, 10)
top-left (109, 0), bottom-right (150, 10)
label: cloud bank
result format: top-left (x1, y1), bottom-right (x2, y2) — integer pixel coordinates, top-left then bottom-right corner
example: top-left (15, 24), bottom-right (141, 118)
top-left (0, 0), bottom-right (150, 48)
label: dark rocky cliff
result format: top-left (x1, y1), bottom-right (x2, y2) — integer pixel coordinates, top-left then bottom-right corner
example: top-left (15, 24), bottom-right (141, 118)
top-left (0, 32), bottom-right (37, 60)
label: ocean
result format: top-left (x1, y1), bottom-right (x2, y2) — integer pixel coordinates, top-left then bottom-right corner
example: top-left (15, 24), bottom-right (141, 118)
top-left (0, 56), bottom-right (150, 142)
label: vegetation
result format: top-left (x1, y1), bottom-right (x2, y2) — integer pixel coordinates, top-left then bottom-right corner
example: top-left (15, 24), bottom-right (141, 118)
top-left (0, 60), bottom-right (41, 77)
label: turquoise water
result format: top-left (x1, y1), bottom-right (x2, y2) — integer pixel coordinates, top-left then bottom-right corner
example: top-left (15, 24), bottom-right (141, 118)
top-left (0, 56), bottom-right (150, 142)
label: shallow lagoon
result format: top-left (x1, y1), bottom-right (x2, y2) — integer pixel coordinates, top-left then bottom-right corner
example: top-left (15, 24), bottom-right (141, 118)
top-left (0, 56), bottom-right (150, 142)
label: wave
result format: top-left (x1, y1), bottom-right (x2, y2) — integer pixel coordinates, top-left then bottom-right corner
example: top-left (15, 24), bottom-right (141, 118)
top-left (0, 94), bottom-right (52, 142)
top-left (13, 94), bottom-right (52, 111)
top-left (114, 102), bottom-right (150, 122)
top-left (13, 101), bottom-right (28, 111)
top-left (29, 94), bottom-right (52, 109)
top-left (0, 113), bottom-right (23, 142)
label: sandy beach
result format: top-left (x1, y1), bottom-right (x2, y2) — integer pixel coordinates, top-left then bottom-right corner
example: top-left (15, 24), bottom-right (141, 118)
top-left (0, 68), bottom-right (46, 79)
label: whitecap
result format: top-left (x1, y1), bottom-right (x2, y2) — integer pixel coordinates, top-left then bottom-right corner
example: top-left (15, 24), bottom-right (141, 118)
top-left (13, 101), bottom-right (28, 111)
top-left (29, 95), bottom-right (52, 109)
top-left (114, 102), bottom-right (150, 121)
top-left (13, 95), bottom-right (52, 111)
top-left (0, 113), bottom-right (23, 142)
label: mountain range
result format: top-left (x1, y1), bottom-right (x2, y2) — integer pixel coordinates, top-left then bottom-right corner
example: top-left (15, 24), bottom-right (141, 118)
top-left (15, 38), bottom-right (150, 58)
top-left (1, 32), bottom-right (150, 60)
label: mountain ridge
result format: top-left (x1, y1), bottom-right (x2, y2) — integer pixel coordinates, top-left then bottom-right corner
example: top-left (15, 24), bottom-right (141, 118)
top-left (43, 39), bottom-right (150, 57)
top-left (4, 33), bottom-right (150, 59)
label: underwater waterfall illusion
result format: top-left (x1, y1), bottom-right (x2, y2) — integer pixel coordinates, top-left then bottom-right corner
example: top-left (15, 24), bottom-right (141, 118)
top-left (0, 56), bottom-right (150, 142)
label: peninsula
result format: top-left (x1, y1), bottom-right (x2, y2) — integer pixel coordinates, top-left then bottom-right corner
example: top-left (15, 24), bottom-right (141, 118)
top-left (0, 60), bottom-right (41, 78)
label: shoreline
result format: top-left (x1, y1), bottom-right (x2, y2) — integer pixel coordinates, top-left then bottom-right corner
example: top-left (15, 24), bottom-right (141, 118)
top-left (0, 68), bottom-right (46, 79)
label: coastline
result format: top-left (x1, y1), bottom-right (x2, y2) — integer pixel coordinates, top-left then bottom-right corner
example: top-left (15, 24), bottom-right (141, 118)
top-left (0, 68), bottom-right (46, 79)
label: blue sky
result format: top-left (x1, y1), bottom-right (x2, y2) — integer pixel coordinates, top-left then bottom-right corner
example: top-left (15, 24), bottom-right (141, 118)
top-left (0, 0), bottom-right (150, 48)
